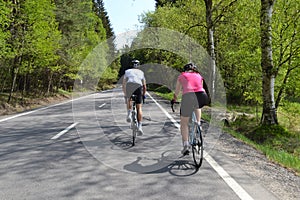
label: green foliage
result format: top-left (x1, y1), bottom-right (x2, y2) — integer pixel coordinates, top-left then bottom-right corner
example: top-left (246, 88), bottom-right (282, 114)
top-left (142, 0), bottom-right (300, 109)
top-left (248, 125), bottom-right (291, 143)
top-left (0, 0), bottom-right (11, 58)
top-left (97, 67), bottom-right (118, 90)
top-left (249, 124), bottom-right (300, 172)
top-left (0, 0), bottom-right (113, 102)
top-left (227, 103), bottom-right (300, 173)
top-left (272, 0), bottom-right (300, 106)
top-left (154, 85), bottom-right (171, 93)
top-left (23, 0), bottom-right (61, 68)
top-left (278, 101), bottom-right (300, 131)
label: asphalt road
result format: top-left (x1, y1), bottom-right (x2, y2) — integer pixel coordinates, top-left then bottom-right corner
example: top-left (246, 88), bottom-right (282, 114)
top-left (0, 87), bottom-right (279, 200)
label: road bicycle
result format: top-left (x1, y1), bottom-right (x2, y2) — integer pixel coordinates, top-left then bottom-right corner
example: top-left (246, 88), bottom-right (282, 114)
top-left (171, 101), bottom-right (204, 169)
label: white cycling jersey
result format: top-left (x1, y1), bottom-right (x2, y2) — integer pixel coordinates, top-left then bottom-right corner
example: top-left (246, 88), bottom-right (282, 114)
top-left (124, 68), bottom-right (145, 86)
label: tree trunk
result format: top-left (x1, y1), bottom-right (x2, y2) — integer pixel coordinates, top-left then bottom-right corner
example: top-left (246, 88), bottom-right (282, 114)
top-left (47, 71), bottom-right (53, 95)
top-left (8, 65), bottom-right (19, 103)
top-left (204, 0), bottom-right (216, 101)
top-left (260, 0), bottom-right (278, 125)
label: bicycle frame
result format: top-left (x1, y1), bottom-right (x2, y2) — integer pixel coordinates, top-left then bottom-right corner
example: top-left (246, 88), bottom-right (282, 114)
top-left (189, 112), bottom-right (197, 145)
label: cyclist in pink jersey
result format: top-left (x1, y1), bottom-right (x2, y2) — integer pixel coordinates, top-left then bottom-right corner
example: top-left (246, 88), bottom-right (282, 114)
top-left (171, 63), bottom-right (209, 155)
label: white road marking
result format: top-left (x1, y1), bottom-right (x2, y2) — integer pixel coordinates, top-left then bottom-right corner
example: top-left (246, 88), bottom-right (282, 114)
top-left (205, 154), bottom-right (254, 200)
top-left (147, 92), bottom-right (254, 200)
top-left (51, 122), bottom-right (79, 140)
top-left (99, 103), bottom-right (106, 108)
top-left (146, 92), bottom-right (180, 129)
top-left (0, 94), bottom-right (94, 123)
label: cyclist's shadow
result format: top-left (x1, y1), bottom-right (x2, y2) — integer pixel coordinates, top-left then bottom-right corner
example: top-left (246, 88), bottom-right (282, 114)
top-left (123, 151), bottom-right (199, 176)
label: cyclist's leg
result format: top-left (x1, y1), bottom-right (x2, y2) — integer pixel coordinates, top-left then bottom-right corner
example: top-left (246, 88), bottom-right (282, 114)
top-left (180, 116), bottom-right (189, 144)
top-left (136, 103), bottom-right (142, 122)
top-left (133, 85), bottom-right (143, 122)
top-left (133, 85), bottom-right (144, 135)
top-left (127, 98), bottom-right (132, 110)
top-left (180, 93), bottom-right (194, 154)
top-left (180, 116), bottom-right (190, 155)
top-left (125, 83), bottom-right (135, 122)
top-left (194, 108), bottom-right (201, 125)
top-left (125, 83), bottom-right (135, 111)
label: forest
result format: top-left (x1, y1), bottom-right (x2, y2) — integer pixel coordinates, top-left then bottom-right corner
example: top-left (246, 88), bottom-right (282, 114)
top-left (0, 0), bottom-right (118, 104)
top-left (0, 0), bottom-right (299, 172)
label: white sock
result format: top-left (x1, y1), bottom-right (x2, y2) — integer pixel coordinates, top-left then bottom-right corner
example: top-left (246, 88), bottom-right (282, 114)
top-left (183, 141), bottom-right (189, 146)
top-left (197, 121), bottom-right (201, 126)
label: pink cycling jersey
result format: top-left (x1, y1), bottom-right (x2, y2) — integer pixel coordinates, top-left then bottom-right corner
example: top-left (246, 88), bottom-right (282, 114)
top-left (178, 72), bottom-right (205, 95)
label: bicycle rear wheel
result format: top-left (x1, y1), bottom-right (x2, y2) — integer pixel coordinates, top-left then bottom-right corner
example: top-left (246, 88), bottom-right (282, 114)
top-left (192, 125), bottom-right (203, 169)
top-left (131, 106), bottom-right (137, 146)
top-left (132, 127), bottom-right (137, 146)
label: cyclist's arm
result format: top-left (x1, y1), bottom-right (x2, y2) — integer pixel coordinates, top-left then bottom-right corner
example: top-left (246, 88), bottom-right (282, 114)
top-left (122, 76), bottom-right (127, 96)
top-left (142, 79), bottom-right (146, 96)
top-left (173, 79), bottom-right (181, 101)
top-left (203, 79), bottom-right (211, 104)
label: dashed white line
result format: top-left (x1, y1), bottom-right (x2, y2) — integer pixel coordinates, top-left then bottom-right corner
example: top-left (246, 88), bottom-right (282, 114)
top-left (99, 103), bottom-right (106, 108)
top-left (147, 92), bottom-right (254, 200)
top-left (51, 122), bottom-right (79, 140)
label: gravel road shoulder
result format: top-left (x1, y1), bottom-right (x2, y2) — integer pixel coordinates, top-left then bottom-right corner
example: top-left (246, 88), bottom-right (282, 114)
top-left (216, 131), bottom-right (300, 200)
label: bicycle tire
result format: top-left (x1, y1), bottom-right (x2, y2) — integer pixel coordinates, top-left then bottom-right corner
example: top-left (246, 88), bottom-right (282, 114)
top-left (132, 126), bottom-right (136, 146)
top-left (131, 102), bottom-right (137, 146)
top-left (192, 124), bottom-right (203, 169)
top-left (131, 116), bottom-right (137, 146)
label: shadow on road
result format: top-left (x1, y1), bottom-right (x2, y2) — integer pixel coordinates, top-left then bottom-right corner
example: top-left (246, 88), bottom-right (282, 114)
top-left (123, 151), bottom-right (200, 176)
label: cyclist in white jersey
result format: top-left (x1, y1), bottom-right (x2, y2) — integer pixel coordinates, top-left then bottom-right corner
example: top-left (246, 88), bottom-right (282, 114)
top-left (122, 60), bottom-right (147, 135)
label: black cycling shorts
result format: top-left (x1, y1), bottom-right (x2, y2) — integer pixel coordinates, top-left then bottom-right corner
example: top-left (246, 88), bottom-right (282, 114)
top-left (180, 91), bottom-right (208, 117)
top-left (125, 82), bottom-right (143, 104)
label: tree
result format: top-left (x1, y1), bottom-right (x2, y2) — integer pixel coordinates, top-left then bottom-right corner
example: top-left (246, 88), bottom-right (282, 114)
top-left (155, 0), bottom-right (178, 8)
top-left (273, 0), bottom-right (300, 107)
top-left (54, 0), bottom-right (107, 90)
top-left (216, 0), bottom-right (261, 104)
top-left (0, 0), bottom-right (12, 93)
top-left (260, 0), bottom-right (278, 124)
top-left (4, 0), bottom-right (61, 102)
top-left (93, 0), bottom-right (118, 72)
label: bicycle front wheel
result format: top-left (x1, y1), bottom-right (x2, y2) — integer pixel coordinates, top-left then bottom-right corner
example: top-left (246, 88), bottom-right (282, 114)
top-left (192, 125), bottom-right (203, 169)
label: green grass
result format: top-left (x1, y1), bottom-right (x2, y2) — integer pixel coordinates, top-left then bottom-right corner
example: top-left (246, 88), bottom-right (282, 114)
top-left (224, 126), bottom-right (300, 175)
top-left (227, 104), bottom-right (300, 175)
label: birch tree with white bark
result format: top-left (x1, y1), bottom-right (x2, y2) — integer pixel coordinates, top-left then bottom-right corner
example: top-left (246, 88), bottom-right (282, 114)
top-left (260, 0), bottom-right (278, 124)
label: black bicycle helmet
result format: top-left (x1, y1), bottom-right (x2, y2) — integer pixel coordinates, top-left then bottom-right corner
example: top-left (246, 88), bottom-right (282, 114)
top-left (132, 59), bottom-right (140, 68)
top-left (184, 62), bottom-right (196, 71)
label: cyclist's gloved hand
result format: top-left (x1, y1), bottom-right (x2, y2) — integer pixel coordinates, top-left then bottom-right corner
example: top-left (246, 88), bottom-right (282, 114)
top-left (142, 95), bottom-right (146, 104)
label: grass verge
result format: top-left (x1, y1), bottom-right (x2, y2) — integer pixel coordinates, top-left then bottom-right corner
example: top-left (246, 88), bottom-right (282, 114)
top-left (227, 106), bottom-right (300, 175)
